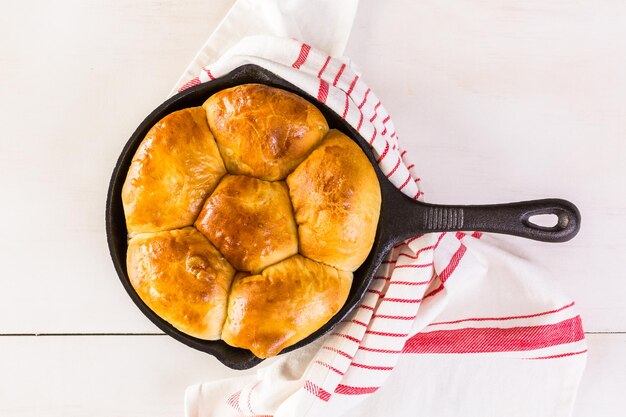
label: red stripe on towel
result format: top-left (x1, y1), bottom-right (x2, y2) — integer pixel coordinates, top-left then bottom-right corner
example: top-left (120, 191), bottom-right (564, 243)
top-left (357, 111), bottom-right (364, 131)
top-left (314, 360), bottom-right (345, 375)
top-left (203, 68), bottom-right (215, 80)
top-left (226, 390), bottom-right (243, 413)
top-left (369, 127), bottom-right (378, 145)
top-left (385, 156), bottom-right (402, 178)
top-left (372, 314), bottom-right (417, 321)
top-left (393, 262), bottom-right (433, 269)
top-left (365, 330), bottom-right (409, 337)
top-left (528, 349), bottom-right (588, 360)
top-left (381, 297), bottom-right (422, 304)
top-left (347, 75), bottom-right (359, 95)
top-left (342, 93), bottom-right (350, 118)
top-left (318, 56), bottom-right (331, 78)
top-left (333, 63), bottom-right (346, 86)
top-left (398, 173), bottom-right (412, 191)
top-left (389, 280), bottom-right (432, 286)
top-left (376, 141), bottom-right (390, 163)
top-left (322, 346), bottom-right (354, 360)
top-left (335, 384), bottom-right (379, 395)
top-left (358, 345), bottom-right (403, 354)
top-left (358, 88), bottom-right (371, 109)
top-left (438, 245), bottom-right (466, 283)
top-left (304, 381), bottom-right (331, 402)
top-left (292, 43), bottom-right (311, 68)
top-left (333, 332), bottom-right (361, 343)
top-left (429, 302), bottom-right (576, 327)
top-left (317, 79), bottom-right (329, 103)
top-left (369, 101), bottom-right (381, 122)
top-left (178, 77), bottom-right (201, 91)
top-left (403, 316), bottom-right (585, 354)
top-left (350, 362), bottom-right (394, 371)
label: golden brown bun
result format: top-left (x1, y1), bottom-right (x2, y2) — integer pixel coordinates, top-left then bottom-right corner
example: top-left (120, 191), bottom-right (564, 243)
top-left (287, 130), bottom-right (381, 271)
top-left (221, 255), bottom-right (352, 358)
top-left (126, 227), bottom-right (235, 340)
top-left (195, 175), bottom-right (298, 273)
top-left (122, 107), bottom-right (226, 234)
top-left (203, 84), bottom-right (328, 181)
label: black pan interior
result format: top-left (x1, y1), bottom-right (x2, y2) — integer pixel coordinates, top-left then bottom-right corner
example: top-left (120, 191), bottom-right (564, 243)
top-left (106, 64), bottom-right (401, 370)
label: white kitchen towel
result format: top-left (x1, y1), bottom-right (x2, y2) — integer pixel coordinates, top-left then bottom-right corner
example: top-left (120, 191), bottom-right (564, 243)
top-left (171, 0), bottom-right (359, 96)
top-left (174, 1), bottom-right (587, 416)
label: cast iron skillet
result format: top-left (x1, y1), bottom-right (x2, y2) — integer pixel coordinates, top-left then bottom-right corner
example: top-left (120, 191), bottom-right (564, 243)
top-left (106, 64), bottom-right (581, 370)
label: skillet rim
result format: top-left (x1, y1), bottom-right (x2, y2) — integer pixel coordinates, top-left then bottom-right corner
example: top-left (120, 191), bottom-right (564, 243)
top-left (105, 64), bottom-right (394, 369)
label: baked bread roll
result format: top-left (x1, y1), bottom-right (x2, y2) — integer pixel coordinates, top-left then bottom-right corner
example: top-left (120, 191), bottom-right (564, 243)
top-left (221, 255), bottom-right (352, 358)
top-left (287, 130), bottom-right (381, 271)
top-left (121, 85), bottom-right (383, 358)
top-left (122, 107), bottom-right (226, 234)
top-left (203, 84), bottom-right (328, 181)
top-left (127, 227), bottom-right (235, 340)
top-left (195, 175), bottom-right (298, 273)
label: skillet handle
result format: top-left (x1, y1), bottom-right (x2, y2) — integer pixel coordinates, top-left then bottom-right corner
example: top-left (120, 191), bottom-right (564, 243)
top-left (414, 198), bottom-right (581, 243)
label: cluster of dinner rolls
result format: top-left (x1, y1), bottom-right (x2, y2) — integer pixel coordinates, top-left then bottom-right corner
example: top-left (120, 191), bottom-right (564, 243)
top-left (122, 84), bottom-right (381, 358)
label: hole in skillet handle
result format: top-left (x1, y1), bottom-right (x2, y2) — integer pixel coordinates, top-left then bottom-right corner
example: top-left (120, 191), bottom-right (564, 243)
top-left (520, 202), bottom-right (578, 236)
top-left (105, 64), bottom-right (390, 370)
top-left (527, 213), bottom-right (559, 229)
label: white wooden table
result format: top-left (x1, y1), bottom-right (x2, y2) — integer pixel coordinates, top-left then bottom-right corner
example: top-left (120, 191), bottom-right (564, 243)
top-left (1, 1), bottom-right (624, 415)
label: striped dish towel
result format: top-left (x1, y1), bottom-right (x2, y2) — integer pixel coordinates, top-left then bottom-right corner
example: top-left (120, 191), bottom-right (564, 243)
top-left (174, 2), bottom-right (587, 416)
